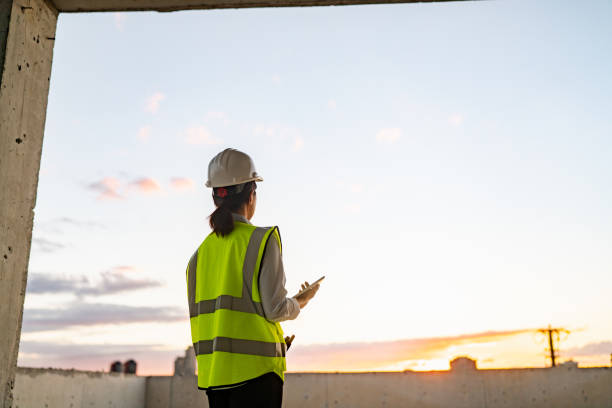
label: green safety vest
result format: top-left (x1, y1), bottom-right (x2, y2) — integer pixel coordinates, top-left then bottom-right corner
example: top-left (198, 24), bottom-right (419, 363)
top-left (186, 222), bottom-right (287, 389)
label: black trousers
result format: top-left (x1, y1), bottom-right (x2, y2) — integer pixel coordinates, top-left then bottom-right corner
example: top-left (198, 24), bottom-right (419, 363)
top-left (206, 372), bottom-right (283, 408)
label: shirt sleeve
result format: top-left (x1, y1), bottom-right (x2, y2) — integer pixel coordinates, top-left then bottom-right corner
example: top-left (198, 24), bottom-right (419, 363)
top-left (259, 233), bottom-right (300, 322)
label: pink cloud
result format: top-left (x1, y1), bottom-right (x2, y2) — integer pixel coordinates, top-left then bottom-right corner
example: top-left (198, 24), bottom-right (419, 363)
top-left (287, 329), bottom-right (534, 371)
top-left (145, 92), bottom-right (165, 114)
top-left (292, 136), bottom-right (304, 152)
top-left (130, 178), bottom-right (162, 193)
top-left (137, 125), bottom-right (152, 141)
top-left (87, 178), bottom-right (123, 200)
top-left (113, 13), bottom-right (126, 30)
top-left (376, 128), bottom-right (402, 144)
top-left (171, 177), bottom-right (195, 191)
top-left (449, 113), bottom-right (464, 126)
top-left (111, 265), bottom-right (138, 274)
top-left (184, 126), bottom-right (221, 145)
top-left (18, 341), bottom-right (181, 376)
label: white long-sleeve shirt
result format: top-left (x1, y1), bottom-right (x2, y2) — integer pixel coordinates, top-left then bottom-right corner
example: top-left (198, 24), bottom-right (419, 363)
top-left (232, 213), bottom-right (300, 322)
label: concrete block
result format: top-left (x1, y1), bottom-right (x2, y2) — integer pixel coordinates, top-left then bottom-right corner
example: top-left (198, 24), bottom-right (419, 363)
top-left (13, 368), bottom-right (146, 408)
top-left (0, 1), bottom-right (57, 407)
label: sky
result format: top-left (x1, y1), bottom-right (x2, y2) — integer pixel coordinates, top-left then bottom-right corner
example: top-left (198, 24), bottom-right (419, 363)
top-left (18, 0), bottom-right (612, 375)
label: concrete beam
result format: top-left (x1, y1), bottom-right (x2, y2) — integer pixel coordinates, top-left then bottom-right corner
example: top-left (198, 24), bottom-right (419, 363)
top-left (0, 1), bottom-right (57, 407)
top-left (52, 0), bottom-right (472, 13)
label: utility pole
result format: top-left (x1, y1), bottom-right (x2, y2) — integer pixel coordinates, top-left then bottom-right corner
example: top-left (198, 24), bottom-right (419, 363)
top-left (538, 325), bottom-right (569, 367)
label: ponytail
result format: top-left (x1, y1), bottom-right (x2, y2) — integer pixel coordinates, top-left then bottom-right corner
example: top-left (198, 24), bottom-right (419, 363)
top-left (209, 182), bottom-right (256, 237)
top-left (209, 206), bottom-right (234, 237)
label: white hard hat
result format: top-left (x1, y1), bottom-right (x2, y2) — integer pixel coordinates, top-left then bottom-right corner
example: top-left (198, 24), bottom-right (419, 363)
top-left (205, 148), bottom-right (264, 188)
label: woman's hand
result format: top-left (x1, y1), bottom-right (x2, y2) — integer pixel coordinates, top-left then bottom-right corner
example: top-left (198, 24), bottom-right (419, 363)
top-left (293, 281), bottom-right (320, 309)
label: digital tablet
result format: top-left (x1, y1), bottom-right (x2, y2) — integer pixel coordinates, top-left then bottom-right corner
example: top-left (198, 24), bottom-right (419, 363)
top-left (296, 276), bottom-right (325, 297)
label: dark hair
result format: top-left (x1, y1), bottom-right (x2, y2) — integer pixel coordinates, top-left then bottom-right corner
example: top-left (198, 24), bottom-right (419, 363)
top-left (209, 181), bottom-right (256, 237)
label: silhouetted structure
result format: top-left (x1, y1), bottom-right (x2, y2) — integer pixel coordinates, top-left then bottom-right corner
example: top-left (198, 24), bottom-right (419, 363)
top-left (110, 361), bottom-right (123, 373)
top-left (558, 360), bottom-right (578, 369)
top-left (538, 325), bottom-right (570, 367)
top-left (450, 356), bottom-right (477, 372)
top-left (174, 346), bottom-right (196, 376)
top-left (124, 359), bottom-right (137, 375)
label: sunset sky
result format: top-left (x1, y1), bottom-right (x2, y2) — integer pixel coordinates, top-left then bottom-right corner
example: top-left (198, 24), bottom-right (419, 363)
top-left (18, 0), bottom-right (612, 375)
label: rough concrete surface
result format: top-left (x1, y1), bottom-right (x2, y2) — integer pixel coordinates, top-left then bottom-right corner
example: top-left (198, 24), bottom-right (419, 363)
top-left (146, 374), bottom-right (208, 408)
top-left (281, 369), bottom-right (612, 408)
top-left (0, 1), bottom-right (13, 83)
top-left (13, 368), bottom-right (146, 408)
top-left (142, 368), bottom-right (612, 408)
top-left (51, 0), bottom-right (471, 12)
top-left (11, 367), bottom-right (612, 407)
top-left (0, 1), bottom-right (57, 407)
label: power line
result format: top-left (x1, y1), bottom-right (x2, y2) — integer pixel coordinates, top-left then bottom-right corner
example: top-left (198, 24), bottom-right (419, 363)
top-left (537, 325), bottom-right (569, 367)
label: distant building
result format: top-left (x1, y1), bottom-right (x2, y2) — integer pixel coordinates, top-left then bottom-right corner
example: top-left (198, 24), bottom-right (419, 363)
top-left (174, 346), bottom-right (196, 376)
top-left (110, 361), bottom-right (123, 373)
top-left (124, 359), bottom-right (138, 374)
top-left (557, 360), bottom-right (578, 369)
top-left (450, 356), bottom-right (477, 372)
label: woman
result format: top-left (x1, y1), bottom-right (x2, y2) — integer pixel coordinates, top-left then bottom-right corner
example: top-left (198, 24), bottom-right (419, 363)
top-left (186, 148), bottom-right (319, 408)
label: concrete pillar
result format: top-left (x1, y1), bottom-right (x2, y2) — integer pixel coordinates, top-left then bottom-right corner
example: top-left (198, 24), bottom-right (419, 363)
top-left (0, 1), bottom-right (57, 407)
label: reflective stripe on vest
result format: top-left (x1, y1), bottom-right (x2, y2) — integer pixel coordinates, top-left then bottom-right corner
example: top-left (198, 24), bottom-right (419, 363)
top-left (194, 337), bottom-right (286, 358)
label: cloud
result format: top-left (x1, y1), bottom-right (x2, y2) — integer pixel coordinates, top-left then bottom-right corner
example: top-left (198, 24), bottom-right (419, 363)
top-left (27, 273), bottom-right (84, 294)
top-left (18, 341), bottom-right (182, 375)
top-left (287, 329), bottom-right (532, 371)
top-left (292, 136), bottom-right (304, 152)
top-left (19, 340), bottom-right (151, 357)
top-left (376, 128), bottom-right (402, 144)
top-left (272, 74), bottom-right (281, 84)
top-left (171, 177), bottom-right (195, 191)
top-left (327, 99), bottom-right (337, 110)
top-left (449, 113), bottom-right (464, 126)
top-left (566, 341), bottom-right (612, 357)
top-left (87, 177), bottom-right (123, 200)
top-left (113, 13), bottom-right (126, 30)
top-left (31, 237), bottom-right (66, 253)
top-left (21, 302), bottom-right (186, 332)
top-left (145, 92), bottom-right (165, 114)
top-left (344, 204), bottom-right (361, 214)
top-left (112, 265), bottom-right (137, 274)
top-left (253, 124), bottom-right (273, 138)
top-left (185, 126), bottom-right (221, 145)
top-left (87, 177), bottom-right (198, 199)
top-left (129, 178), bottom-right (162, 193)
top-left (349, 184), bottom-right (363, 193)
top-left (137, 125), bottom-right (152, 141)
top-left (27, 266), bottom-right (162, 297)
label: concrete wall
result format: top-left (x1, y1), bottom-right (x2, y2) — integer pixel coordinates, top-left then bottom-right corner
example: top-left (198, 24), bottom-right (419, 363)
top-left (51, 0), bottom-right (469, 13)
top-left (145, 368), bottom-right (612, 408)
top-left (0, 1), bottom-right (57, 407)
top-left (283, 368), bottom-right (612, 407)
top-left (13, 368), bottom-right (146, 408)
top-left (146, 375), bottom-right (206, 408)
